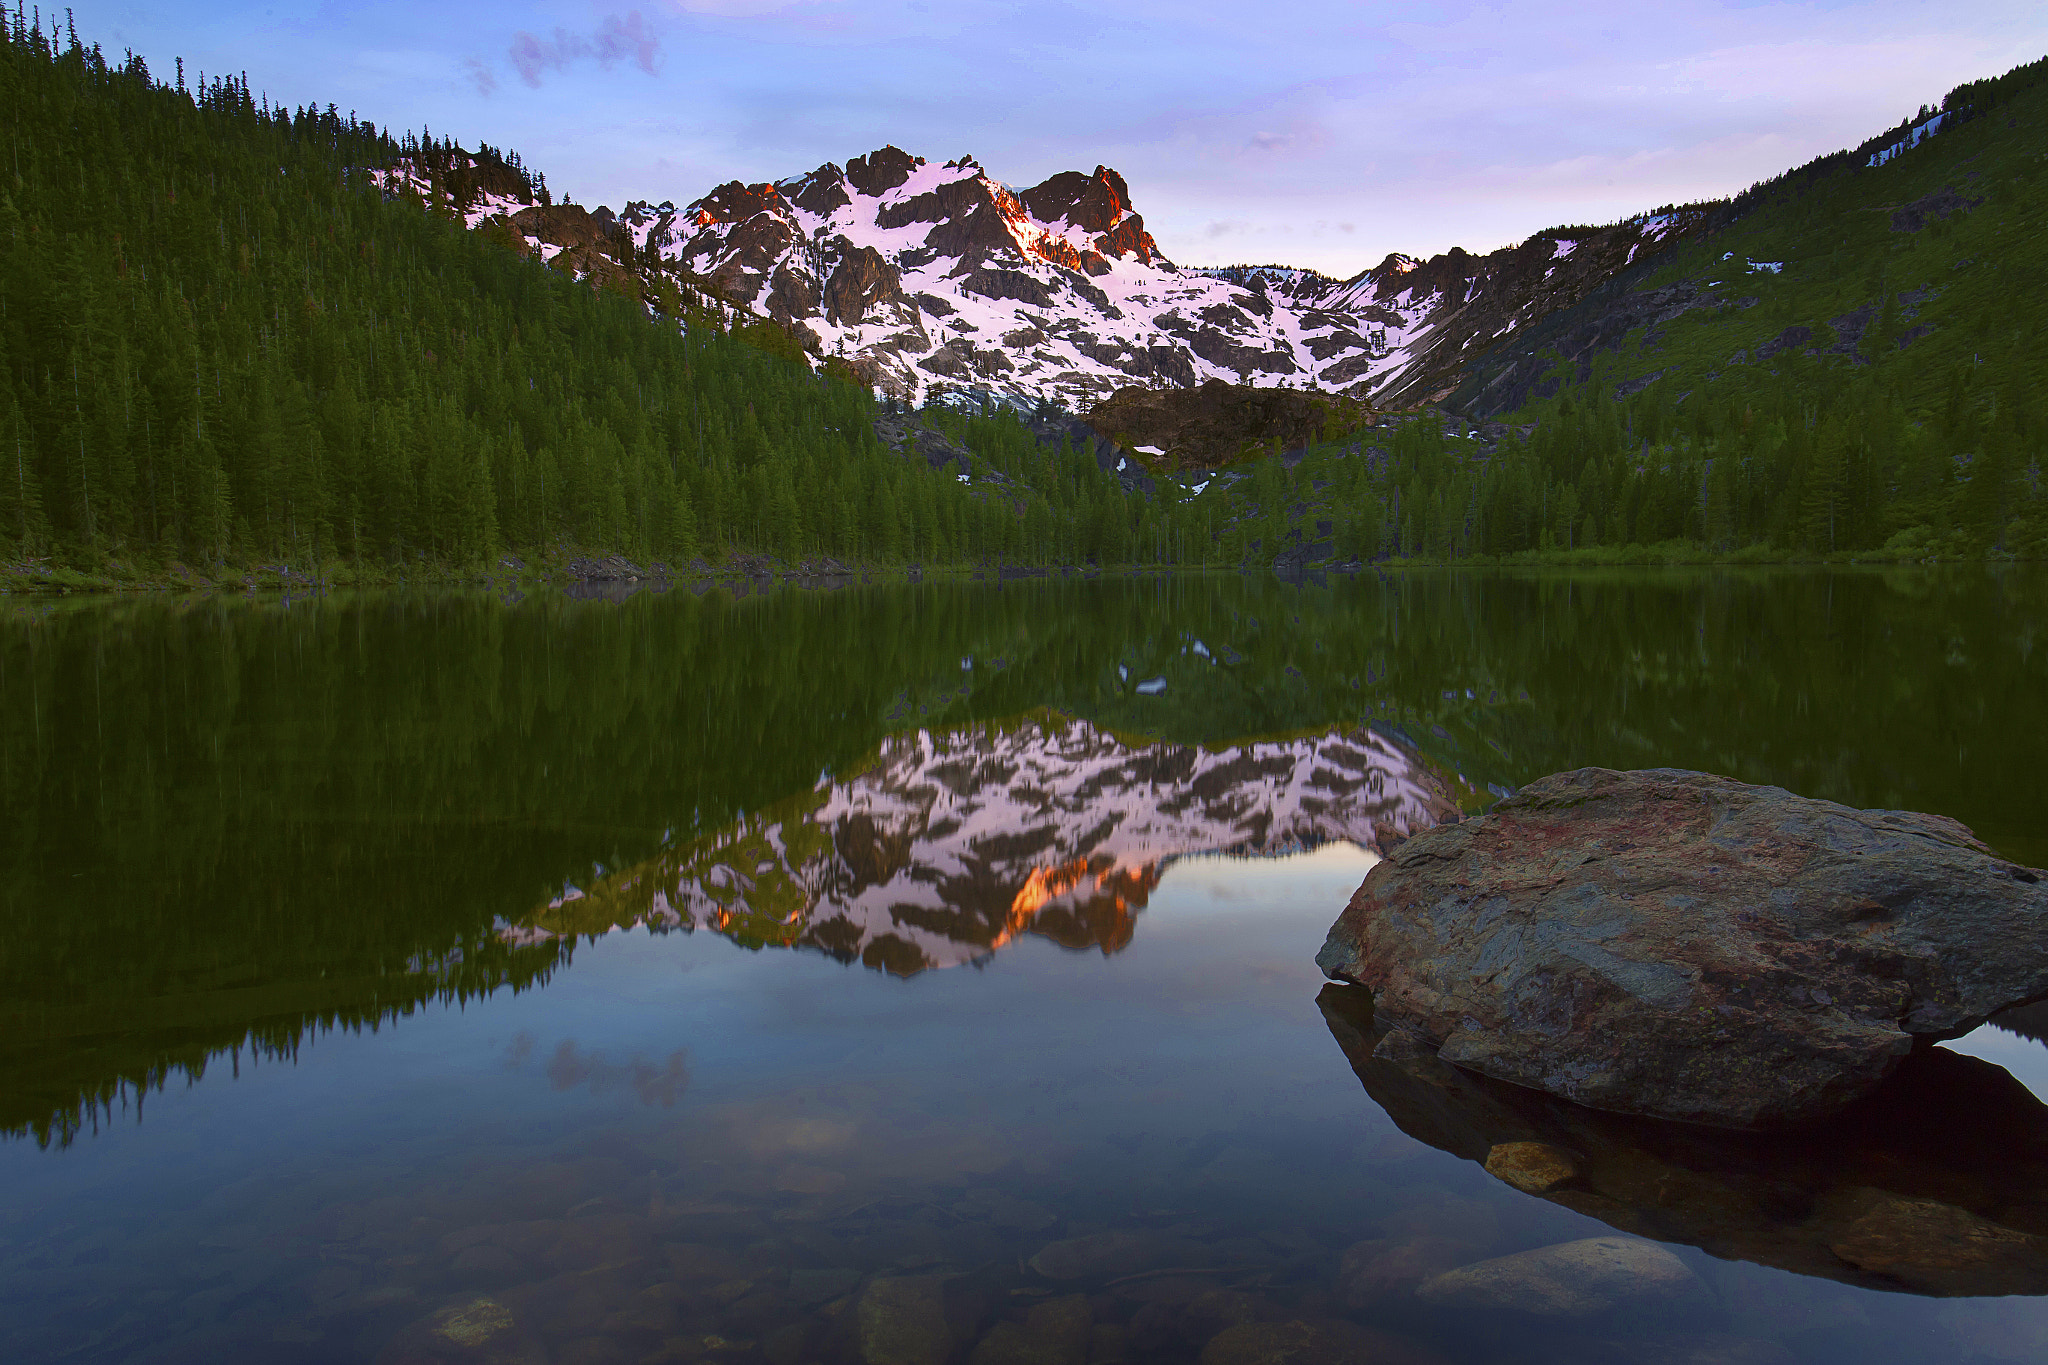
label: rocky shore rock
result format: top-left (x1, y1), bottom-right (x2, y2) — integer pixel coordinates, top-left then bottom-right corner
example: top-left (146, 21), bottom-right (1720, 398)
top-left (1317, 767), bottom-right (2048, 1129)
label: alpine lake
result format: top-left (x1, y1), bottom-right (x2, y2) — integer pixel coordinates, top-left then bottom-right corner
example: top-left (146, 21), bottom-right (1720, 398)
top-left (5, 565), bottom-right (2048, 1365)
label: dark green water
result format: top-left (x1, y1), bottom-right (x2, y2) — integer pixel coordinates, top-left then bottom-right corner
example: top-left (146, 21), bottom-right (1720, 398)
top-left (3, 568), bottom-right (2046, 1365)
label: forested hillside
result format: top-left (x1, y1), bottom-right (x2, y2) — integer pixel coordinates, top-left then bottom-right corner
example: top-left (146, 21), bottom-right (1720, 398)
top-left (0, 11), bottom-right (1189, 583)
top-left (1202, 56), bottom-right (2048, 564)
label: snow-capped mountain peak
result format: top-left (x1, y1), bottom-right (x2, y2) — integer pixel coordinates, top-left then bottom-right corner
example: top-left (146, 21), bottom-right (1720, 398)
top-left (623, 144), bottom-right (1710, 411)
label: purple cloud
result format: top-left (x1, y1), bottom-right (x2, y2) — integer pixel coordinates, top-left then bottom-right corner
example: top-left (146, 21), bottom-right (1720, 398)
top-left (464, 56), bottom-right (498, 97)
top-left (510, 10), bottom-right (661, 88)
top-left (595, 12), bottom-right (660, 75)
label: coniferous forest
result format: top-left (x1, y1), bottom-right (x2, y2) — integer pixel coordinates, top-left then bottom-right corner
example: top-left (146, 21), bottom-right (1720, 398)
top-left (1, 10), bottom-right (2044, 585)
top-left (0, 13), bottom-right (1175, 582)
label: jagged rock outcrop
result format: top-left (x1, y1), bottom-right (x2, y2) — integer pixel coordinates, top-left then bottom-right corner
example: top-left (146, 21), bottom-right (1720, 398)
top-left (824, 246), bottom-right (906, 327)
top-left (1317, 767), bottom-right (2048, 1129)
top-left (1891, 185), bottom-right (1983, 232)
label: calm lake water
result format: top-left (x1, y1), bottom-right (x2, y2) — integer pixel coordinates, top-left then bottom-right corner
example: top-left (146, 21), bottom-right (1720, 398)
top-left (4, 567), bottom-right (2047, 1365)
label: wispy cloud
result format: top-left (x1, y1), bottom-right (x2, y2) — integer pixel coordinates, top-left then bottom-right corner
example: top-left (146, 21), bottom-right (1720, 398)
top-left (509, 10), bottom-right (662, 89)
top-left (506, 1032), bottom-right (691, 1107)
top-left (463, 56), bottom-right (498, 97)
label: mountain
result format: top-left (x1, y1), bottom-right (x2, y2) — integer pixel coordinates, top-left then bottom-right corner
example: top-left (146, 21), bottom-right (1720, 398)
top-left (3, 10), bottom-right (2042, 584)
top-left (574, 147), bottom-right (1714, 412)
top-left (508, 714), bottom-right (1465, 977)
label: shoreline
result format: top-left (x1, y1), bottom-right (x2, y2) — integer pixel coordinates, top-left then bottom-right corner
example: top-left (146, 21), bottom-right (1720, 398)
top-left (2, 547), bottom-right (2033, 598)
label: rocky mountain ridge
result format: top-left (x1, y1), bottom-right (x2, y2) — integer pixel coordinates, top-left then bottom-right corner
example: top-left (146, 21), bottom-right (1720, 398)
top-left (633, 147), bottom-right (1715, 410)
top-left (385, 144), bottom-right (1715, 416)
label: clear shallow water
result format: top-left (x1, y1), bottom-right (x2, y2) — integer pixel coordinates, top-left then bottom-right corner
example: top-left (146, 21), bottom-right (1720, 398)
top-left (4, 568), bottom-right (2048, 1365)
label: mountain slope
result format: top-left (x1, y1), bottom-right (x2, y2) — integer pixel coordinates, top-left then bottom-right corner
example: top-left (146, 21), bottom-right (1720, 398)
top-left (1162, 55), bottom-right (2048, 566)
top-left (1455, 61), bottom-right (2048, 422)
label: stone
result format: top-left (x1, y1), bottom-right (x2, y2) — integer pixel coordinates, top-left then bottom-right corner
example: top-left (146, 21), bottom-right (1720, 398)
top-left (448, 1243), bottom-right (523, 1284)
top-left (824, 247), bottom-right (905, 327)
top-left (1028, 1231), bottom-right (1174, 1281)
top-left (1084, 380), bottom-right (1370, 471)
top-left (374, 1296), bottom-right (547, 1365)
top-left (1088, 1324), bottom-right (1131, 1363)
top-left (1939, 1296), bottom-right (2048, 1362)
top-left (857, 1275), bottom-right (952, 1365)
top-left (787, 1266), bottom-right (862, 1305)
top-left (1161, 1288), bottom-right (1265, 1350)
top-left (953, 1188), bottom-right (1057, 1232)
top-left (1023, 1295), bottom-right (1093, 1358)
top-left (1413, 1236), bottom-right (1707, 1319)
top-left (1484, 1142), bottom-right (1581, 1194)
top-left (969, 1325), bottom-right (1045, 1365)
top-left (1336, 1237), bottom-right (1477, 1308)
top-left (1587, 1336), bottom-right (1800, 1365)
top-left (1317, 767), bottom-right (2048, 1129)
top-left (552, 1337), bottom-right (638, 1365)
top-left (1320, 980), bottom-right (2048, 1297)
top-left (762, 1323), bottom-right (811, 1365)
top-left (1823, 1189), bottom-right (2042, 1288)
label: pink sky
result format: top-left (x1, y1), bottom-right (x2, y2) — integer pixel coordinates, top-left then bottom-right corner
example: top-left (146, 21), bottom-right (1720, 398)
top-left (87, 0), bottom-right (2048, 276)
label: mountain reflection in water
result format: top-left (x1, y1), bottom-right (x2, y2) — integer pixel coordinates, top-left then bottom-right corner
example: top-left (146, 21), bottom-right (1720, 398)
top-left (1319, 983), bottom-right (2048, 1298)
top-left (509, 714), bottom-right (1464, 976)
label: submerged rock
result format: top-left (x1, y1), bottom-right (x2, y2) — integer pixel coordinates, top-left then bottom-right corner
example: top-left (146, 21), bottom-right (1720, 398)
top-left (1197, 1318), bottom-right (1449, 1365)
top-left (1028, 1230), bottom-right (1189, 1281)
top-left (967, 1294), bottom-right (1093, 1365)
top-left (857, 1276), bottom-right (952, 1365)
top-left (1567, 1335), bottom-right (1799, 1365)
top-left (1483, 1142), bottom-right (1580, 1194)
top-left (1413, 1236), bottom-right (1707, 1319)
top-left (1318, 982), bottom-right (2048, 1297)
top-left (1337, 1237), bottom-right (1480, 1308)
top-left (1317, 767), bottom-right (2048, 1129)
top-left (375, 1296), bottom-right (546, 1365)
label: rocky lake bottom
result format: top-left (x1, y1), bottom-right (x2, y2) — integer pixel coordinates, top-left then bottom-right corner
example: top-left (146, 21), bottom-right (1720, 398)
top-left (4, 568), bottom-right (2047, 1364)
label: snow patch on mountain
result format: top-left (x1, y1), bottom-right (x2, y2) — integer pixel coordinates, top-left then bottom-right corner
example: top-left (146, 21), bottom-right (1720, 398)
top-left (635, 145), bottom-right (1708, 412)
top-left (1868, 112), bottom-right (1949, 167)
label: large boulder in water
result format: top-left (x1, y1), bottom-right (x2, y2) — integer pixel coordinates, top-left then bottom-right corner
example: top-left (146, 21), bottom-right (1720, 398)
top-left (1315, 767), bottom-right (2048, 1129)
